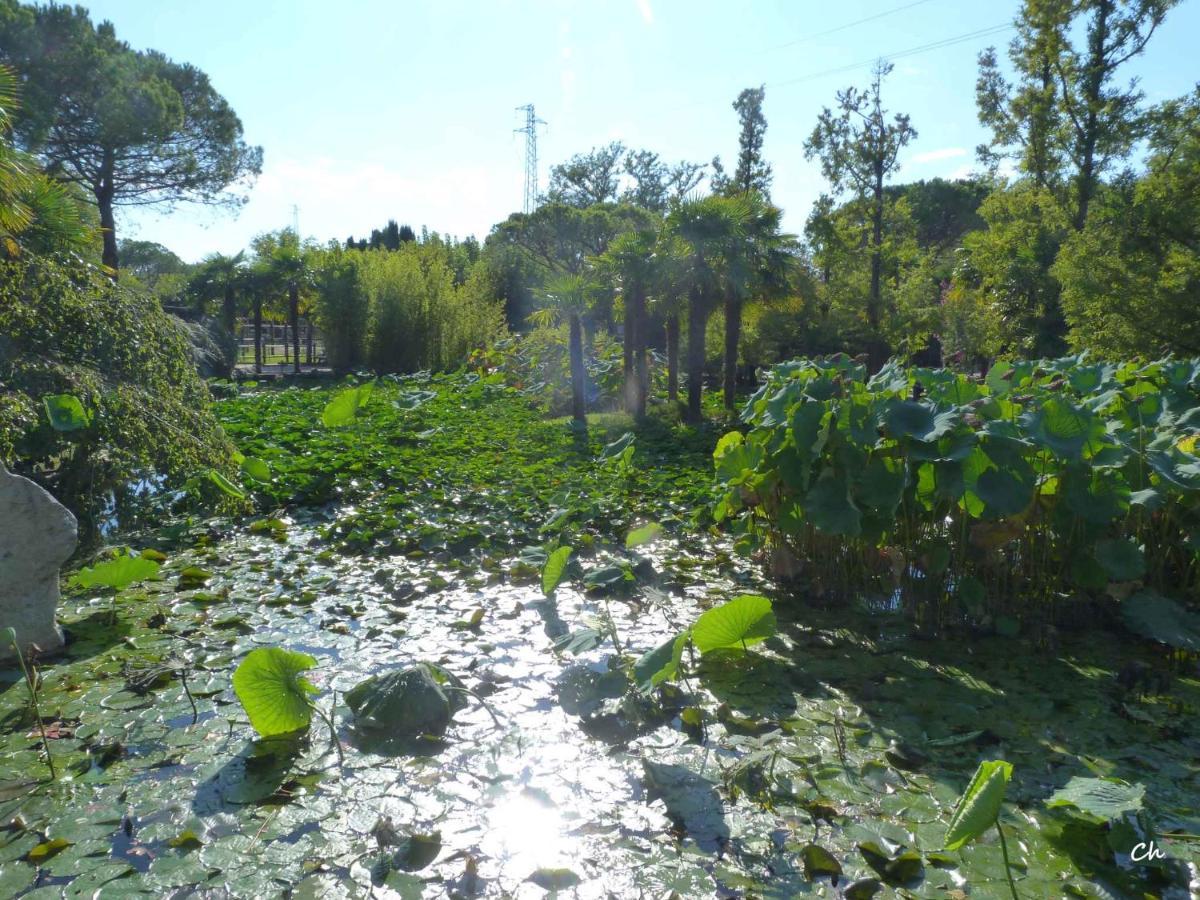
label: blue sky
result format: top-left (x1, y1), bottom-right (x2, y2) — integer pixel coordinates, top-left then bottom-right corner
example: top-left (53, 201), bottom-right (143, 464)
top-left (81, 0), bottom-right (1200, 262)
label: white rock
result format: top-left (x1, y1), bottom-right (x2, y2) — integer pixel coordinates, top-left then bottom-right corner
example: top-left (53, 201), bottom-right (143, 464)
top-left (0, 464), bottom-right (77, 660)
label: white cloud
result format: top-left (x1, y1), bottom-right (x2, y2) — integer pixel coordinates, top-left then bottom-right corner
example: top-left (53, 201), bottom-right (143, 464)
top-left (118, 155), bottom-right (518, 261)
top-left (634, 0), bottom-right (654, 25)
top-left (911, 147), bottom-right (968, 165)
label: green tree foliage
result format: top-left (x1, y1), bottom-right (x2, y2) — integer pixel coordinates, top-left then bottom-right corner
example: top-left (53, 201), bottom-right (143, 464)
top-left (546, 142), bottom-right (626, 207)
top-left (0, 255), bottom-right (235, 531)
top-left (956, 183), bottom-right (1070, 357)
top-left (0, 63), bottom-right (94, 259)
top-left (621, 150), bottom-right (706, 213)
top-left (977, 0), bottom-right (1179, 230)
top-left (805, 61), bottom-right (916, 371)
top-left (665, 194), bottom-right (751, 421)
top-left (728, 85), bottom-right (772, 197)
top-left (358, 241), bottom-right (505, 374)
top-left (1057, 91), bottom-right (1200, 357)
top-left (0, 0), bottom-right (262, 271)
top-left (312, 244), bottom-right (368, 370)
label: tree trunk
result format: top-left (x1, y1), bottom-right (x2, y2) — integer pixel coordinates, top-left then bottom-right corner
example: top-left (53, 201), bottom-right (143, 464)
top-left (1074, 0), bottom-right (1111, 231)
top-left (568, 312), bottom-right (586, 425)
top-left (633, 286), bottom-right (648, 419)
top-left (666, 314), bottom-right (680, 403)
top-left (306, 323), bottom-right (314, 365)
top-left (686, 287), bottom-right (707, 423)
top-left (253, 295), bottom-right (263, 375)
top-left (868, 163), bottom-right (888, 373)
top-left (222, 284), bottom-right (236, 333)
top-left (623, 295), bottom-right (636, 414)
top-left (96, 151), bottom-right (119, 276)
top-left (289, 281), bottom-right (301, 374)
top-left (723, 287), bottom-right (741, 413)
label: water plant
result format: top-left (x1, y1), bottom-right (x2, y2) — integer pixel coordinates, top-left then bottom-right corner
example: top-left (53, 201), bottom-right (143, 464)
top-left (3, 627), bottom-right (55, 780)
top-left (944, 759), bottom-right (1017, 899)
top-left (714, 354), bottom-right (1200, 629)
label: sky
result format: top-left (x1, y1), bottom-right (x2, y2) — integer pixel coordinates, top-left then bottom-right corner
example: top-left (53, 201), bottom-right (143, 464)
top-left (79, 0), bottom-right (1200, 263)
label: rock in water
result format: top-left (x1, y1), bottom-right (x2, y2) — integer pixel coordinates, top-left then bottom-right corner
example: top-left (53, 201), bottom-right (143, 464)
top-left (0, 465), bottom-right (77, 660)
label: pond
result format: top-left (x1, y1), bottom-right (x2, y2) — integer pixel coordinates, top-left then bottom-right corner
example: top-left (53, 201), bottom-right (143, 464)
top-left (1, 376), bottom-right (1196, 898)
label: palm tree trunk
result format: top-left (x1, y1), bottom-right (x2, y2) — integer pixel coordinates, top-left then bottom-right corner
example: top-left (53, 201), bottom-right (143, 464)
top-left (253, 295), bottom-right (263, 375)
top-left (289, 282), bottom-right (301, 374)
top-left (222, 284), bottom-right (236, 333)
top-left (624, 283), bottom-right (646, 415)
top-left (666, 314), bottom-right (679, 403)
top-left (633, 286), bottom-right (648, 418)
top-left (686, 287), bottom-right (706, 423)
top-left (723, 288), bottom-right (741, 413)
top-left (569, 312), bottom-right (587, 425)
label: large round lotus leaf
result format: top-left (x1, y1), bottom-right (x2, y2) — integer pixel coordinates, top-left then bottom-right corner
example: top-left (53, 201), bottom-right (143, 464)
top-left (1021, 398), bottom-right (1106, 459)
top-left (1047, 777), bottom-right (1145, 822)
top-left (232, 647), bottom-right (318, 738)
top-left (884, 400), bottom-right (957, 442)
top-left (1120, 590), bottom-right (1200, 651)
top-left (692, 594), bottom-right (776, 654)
top-left (345, 664), bottom-right (467, 739)
top-left (804, 472), bottom-right (862, 536)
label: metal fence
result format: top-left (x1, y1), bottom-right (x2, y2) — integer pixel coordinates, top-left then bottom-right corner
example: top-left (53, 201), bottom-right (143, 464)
top-left (235, 320), bottom-right (325, 367)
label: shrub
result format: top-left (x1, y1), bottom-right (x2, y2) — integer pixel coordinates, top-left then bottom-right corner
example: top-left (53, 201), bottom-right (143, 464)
top-left (0, 256), bottom-right (236, 533)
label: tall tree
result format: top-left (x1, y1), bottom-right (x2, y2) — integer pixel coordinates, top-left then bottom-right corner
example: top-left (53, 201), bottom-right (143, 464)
top-left (731, 85), bottom-right (772, 197)
top-left (0, 1), bottom-right (262, 271)
top-left (978, 0), bottom-right (1178, 229)
top-left (1056, 89), bottom-right (1200, 356)
top-left (976, 1), bottom-right (1069, 190)
top-left (720, 194), bottom-right (792, 412)
top-left (597, 229), bottom-right (659, 416)
top-left (1056, 0), bottom-right (1177, 229)
top-left (188, 250), bottom-right (246, 333)
top-left (253, 229), bottom-right (312, 374)
top-left (805, 61), bottom-right (916, 371)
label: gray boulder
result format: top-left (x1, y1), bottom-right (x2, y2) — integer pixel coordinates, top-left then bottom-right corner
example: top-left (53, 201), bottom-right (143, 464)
top-left (0, 465), bottom-right (77, 660)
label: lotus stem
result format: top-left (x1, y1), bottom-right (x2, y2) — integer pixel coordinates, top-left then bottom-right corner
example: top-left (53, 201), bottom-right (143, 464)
top-left (6, 630), bottom-right (56, 780)
top-left (995, 818), bottom-right (1019, 900)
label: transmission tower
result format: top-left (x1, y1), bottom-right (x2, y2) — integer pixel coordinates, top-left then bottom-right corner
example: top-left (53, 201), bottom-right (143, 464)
top-left (514, 104), bottom-right (546, 214)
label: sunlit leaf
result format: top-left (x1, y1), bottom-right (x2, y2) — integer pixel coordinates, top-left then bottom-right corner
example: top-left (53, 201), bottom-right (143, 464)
top-left (691, 594), bottom-right (775, 654)
top-left (944, 759), bottom-right (1012, 850)
top-left (541, 546), bottom-right (572, 596)
top-left (72, 552), bottom-right (160, 591)
top-left (232, 647), bottom-right (318, 737)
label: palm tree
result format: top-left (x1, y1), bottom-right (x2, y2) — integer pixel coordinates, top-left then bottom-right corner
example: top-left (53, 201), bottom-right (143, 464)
top-left (720, 194), bottom-right (794, 413)
top-left (665, 195), bottom-right (751, 422)
top-left (650, 233), bottom-right (692, 408)
top-left (596, 229), bottom-right (659, 418)
top-left (189, 251), bottom-right (247, 330)
top-left (253, 229), bottom-right (312, 374)
top-left (0, 66), bottom-right (92, 259)
top-left (533, 273), bottom-right (591, 425)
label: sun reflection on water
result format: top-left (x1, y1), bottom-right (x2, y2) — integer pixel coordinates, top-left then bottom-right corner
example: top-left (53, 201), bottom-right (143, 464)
top-left (483, 788), bottom-right (574, 874)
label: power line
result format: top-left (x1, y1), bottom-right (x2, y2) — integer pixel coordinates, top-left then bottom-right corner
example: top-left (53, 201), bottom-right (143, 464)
top-left (768, 0), bottom-right (940, 52)
top-left (769, 22), bottom-right (1014, 89)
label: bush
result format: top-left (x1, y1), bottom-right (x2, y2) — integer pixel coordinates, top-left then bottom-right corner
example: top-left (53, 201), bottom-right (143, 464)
top-left (308, 243), bottom-right (506, 375)
top-left (714, 354), bottom-right (1200, 630)
top-left (0, 256), bottom-right (236, 534)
